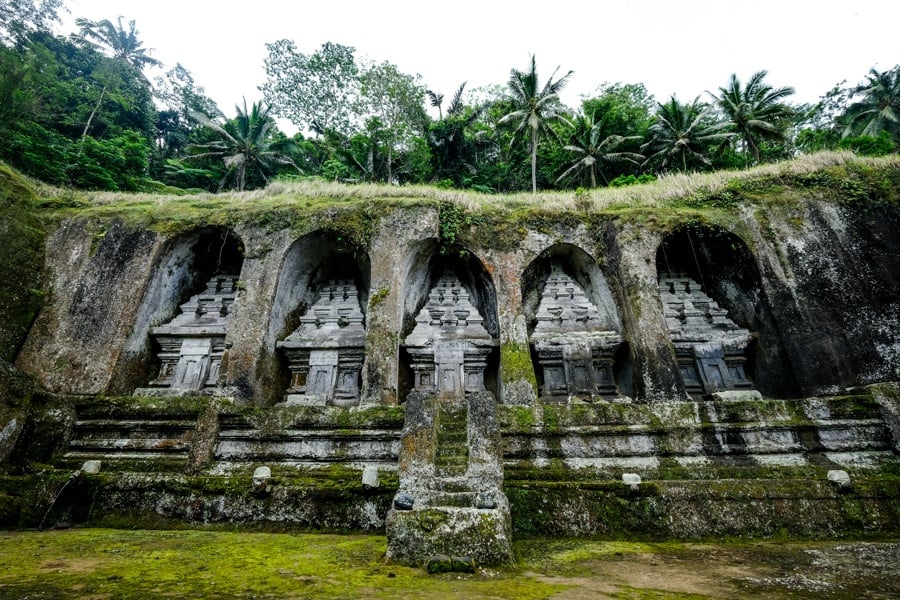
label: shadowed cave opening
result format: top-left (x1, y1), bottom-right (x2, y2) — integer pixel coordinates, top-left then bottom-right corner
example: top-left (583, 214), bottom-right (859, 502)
top-left (655, 224), bottom-right (798, 398)
top-left (111, 227), bottom-right (245, 394)
top-left (262, 230), bottom-right (371, 405)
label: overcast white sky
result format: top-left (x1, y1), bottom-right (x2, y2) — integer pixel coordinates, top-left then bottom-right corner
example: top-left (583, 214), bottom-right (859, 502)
top-left (59, 1), bottom-right (899, 132)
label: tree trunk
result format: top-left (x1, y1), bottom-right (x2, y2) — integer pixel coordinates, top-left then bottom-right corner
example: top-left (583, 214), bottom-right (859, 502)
top-left (81, 84), bottom-right (107, 141)
top-left (531, 128), bottom-right (538, 193)
top-left (387, 144), bottom-right (393, 184)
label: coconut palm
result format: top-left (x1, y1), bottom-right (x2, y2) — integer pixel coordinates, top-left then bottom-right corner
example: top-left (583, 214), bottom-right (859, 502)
top-left (843, 66), bottom-right (900, 139)
top-left (499, 55), bottom-right (573, 192)
top-left (711, 70), bottom-right (795, 163)
top-left (190, 99), bottom-right (299, 191)
top-left (556, 111), bottom-right (644, 188)
top-left (73, 16), bottom-right (162, 72)
top-left (641, 97), bottom-right (734, 173)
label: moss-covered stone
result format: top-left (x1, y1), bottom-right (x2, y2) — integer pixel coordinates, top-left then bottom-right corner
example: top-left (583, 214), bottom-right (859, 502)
top-left (0, 163), bottom-right (46, 362)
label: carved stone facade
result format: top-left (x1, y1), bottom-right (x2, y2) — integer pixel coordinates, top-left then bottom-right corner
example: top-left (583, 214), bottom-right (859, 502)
top-left (531, 266), bottom-right (623, 399)
top-left (659, 273), bottom-right (754, 395)
top-left (276, 279), bottom-right (365, 406)
top-left (142, 274), bottom-right (238, 394)
top-left (403, 275), bottom-right (497, 399)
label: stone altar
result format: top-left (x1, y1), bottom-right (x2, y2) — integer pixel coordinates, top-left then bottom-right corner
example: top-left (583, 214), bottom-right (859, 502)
top-left (659, 273), bottom-right (755, 396)
top-left (276, 279), bottom-right (366, 406)
top-left (530, 265), bottom-right (624, 400)
top-left (136, 274), bottom-right (237, 395)
top-left (403, 274), bottom-right (497, 398)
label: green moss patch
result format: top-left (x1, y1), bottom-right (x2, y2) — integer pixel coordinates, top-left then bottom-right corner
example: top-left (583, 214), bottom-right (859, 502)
top-left (0, 529), bottom-right (567, 599)
top-left (0, 163), bottom-right (46, 361)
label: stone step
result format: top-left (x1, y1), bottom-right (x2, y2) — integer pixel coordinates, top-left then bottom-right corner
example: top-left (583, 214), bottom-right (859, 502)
top-left (68, 438), bottom-right (191, 453)
top-left (73, 419), bottom-right (198, 428)
top-left (503, 449), bottom-right (900, 481)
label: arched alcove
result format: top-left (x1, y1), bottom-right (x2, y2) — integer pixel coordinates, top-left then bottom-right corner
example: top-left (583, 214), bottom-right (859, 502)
top-left (655, 224), bottom-right (797, 398)
top-left (112, 227), bottom-right (245, 394)
top-left (398, 240), bottom-right (499, 400)
top-left (521, 243), bottom-right (632, 399)
top-left (261, 230), bottom-right (371, 405)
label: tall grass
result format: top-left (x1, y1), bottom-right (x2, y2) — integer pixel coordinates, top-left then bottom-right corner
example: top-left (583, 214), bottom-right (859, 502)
top-left (31, 151), bottom-right (900, 214)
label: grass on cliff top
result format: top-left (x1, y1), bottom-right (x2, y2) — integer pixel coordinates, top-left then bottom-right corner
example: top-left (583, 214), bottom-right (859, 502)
top-left (31, 151), bottom-right (900, 220)
top-left (1, 529), bottom-right (898, 599)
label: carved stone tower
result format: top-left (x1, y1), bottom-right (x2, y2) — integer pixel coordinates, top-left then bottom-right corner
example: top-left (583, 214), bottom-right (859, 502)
top-left (659, 273), bottom-right (756, 397)
top-left (531, 265), bottom-right (624, 400)
top-left (276, 279), bottom-right (366, 406)
top-left (138, 274), bottom-right (238, 395)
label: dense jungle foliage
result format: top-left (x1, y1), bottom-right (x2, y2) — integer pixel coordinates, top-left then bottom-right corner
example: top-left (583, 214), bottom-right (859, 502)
top-left (2, 1), bottom-right (898, 194)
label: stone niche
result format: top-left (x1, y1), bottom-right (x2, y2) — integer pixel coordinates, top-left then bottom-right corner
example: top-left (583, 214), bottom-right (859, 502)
top-left (137, 274), bottom-right (238, 395)
top-left (522, 243), bottom-right (629, 401)
top-left (403, 274), bottom-right (498, 398)
top-left (659, 273), bottom-right (756, 397)
top-left (655, 224), bottom-right (795, 398)
top-left (276, 279), bottom-right (366, 406)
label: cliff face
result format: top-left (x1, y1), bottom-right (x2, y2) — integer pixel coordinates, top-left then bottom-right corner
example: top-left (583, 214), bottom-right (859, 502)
top-left (9, 163), bottom-right (899, 404)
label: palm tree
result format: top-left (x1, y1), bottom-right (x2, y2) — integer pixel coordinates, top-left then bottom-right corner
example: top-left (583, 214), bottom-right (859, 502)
top-left (72, 16), bottom-right (161, 141)
top-left (73, 16), bottom-right (162, 72)
top-left (499, 55), bottom-right (573, 193)
top-left (556, 111), bottom-right (644, 188)
top-left (711, 70), bottom-right (795, 163)
top-left (843, 66), bottom-right (900, 139)
top-left (190, 99), bottom-right (299, 191)
top-left (641, 97), bottom-right (734, 173)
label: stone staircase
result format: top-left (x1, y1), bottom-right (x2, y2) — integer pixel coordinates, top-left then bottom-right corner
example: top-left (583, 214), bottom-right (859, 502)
top-left (501, 392), bottom-right (900, 481)
top-left (61, 399), bottom-right (202, 471)
top-left (211, 405), bottom-right (403, 474)
top-left (434, 402), bottom-right (469, 478)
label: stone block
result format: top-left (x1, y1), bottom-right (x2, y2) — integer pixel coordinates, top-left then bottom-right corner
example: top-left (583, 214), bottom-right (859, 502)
top-left (622, 472), bottom-right (641, 492)
top-left (362, 466), bottom-right (380, 489)
top-left (81, 460), bottom-right (101, 474)
top-left (711, 390), bottom-right (764, 402)
top-left (385, 506), bottom-right (512, 566)
top-left (425, 554), bottom-right (452, 574)
top-left (827, 469), bottom-right (851, 489)
top-left (393, 492), bottom-right (414, 510)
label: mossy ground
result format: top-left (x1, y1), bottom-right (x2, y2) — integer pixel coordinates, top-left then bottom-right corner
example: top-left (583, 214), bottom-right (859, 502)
top-left (0, 529), bottom-right (897, 599)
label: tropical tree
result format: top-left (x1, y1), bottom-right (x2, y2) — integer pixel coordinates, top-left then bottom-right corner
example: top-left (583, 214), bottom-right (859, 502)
top-left (498, 55), bottom-right (573, 192)
top-left (73, 16), bottom-right (162, 72)
top-left (711, 70), bottom-right (795, 163)
top-left (556, 111), bottom-right (644, 188)
top-left (842, 66), bottom-right (900, 140)
top-left (190, 99), bottom-right (299, 191)
top-left (0, 0), bottom-right (63, 44)
top-left (641, 97), bottom-right (734, 173)
top-left (426, 82), bottom-right (487, 186)
top-left (261, 40), bottom-right (360, 136)
top-left (358, 60), bottom-right (427, 183)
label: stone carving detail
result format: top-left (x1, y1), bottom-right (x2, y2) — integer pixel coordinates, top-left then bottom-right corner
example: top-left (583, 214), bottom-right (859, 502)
top-left (403, 275), bottom-right (498, 399)
top-left (531, 266), bottom-right (623, 399)
top-left (276, 279), bottom-right (365, 406)
top-left (146, 274), bottom-right (238, 393)
top-left (659, 273), bottom-right (754, 395)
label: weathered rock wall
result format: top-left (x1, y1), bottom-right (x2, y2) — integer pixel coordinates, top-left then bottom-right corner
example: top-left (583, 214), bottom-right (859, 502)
top-left (9, 194), bottom-right (900, 405)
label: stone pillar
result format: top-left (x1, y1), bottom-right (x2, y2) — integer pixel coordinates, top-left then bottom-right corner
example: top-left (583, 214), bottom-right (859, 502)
top-left (217, 226), bottom-right (294, 404)
top-left (482, 241), bottom-right (541, 406)
top-left (610, 226), bottom-right (688, 403)
top-left (362, 207), bottom-right (439, 405)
